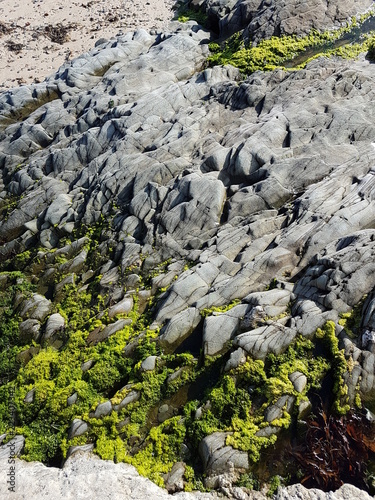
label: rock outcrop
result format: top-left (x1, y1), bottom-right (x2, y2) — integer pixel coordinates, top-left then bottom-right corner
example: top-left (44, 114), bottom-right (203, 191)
top-left (0, 452), bottom-right (373, 499)
top-left (1, 0), bottom-right (375, 497)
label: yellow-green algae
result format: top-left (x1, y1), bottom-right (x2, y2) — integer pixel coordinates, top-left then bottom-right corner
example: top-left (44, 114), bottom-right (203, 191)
top-left (208, 14), bottom-right (375, 74)
top-left (0, 226), bottom-right (367, 492)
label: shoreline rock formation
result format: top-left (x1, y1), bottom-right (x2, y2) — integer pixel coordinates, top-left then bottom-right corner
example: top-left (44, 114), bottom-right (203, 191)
top-left (0, 451), bottom-right (373, 499)
top-left (1, 0), bottom-right (375, 497)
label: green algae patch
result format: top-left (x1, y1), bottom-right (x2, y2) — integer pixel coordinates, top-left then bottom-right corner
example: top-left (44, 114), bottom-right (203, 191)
top-left (200, 298), bottom-right (241, 318)
top-left (315, 321), bottom-right (350, 415)
top-left (0, 232), bottom-right (367, 491)
top-left (208, 16), bottom-right (375, 75)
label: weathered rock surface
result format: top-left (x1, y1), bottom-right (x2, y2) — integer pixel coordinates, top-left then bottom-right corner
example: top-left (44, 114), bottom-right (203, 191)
top-left (199, 432), bottom-right (249, 475)
top-left (0, 452), bottom-right (372, 499)
top-left (1, 2), bottom-right (375, 497)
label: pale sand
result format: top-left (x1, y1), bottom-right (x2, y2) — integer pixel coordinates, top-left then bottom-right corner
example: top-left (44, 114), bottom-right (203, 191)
top-left (0, 0), bottom-right (176, 90)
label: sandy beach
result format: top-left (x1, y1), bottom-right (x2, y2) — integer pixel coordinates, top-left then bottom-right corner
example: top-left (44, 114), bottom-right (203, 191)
top-left (0, 0), bottom-right (176, 90)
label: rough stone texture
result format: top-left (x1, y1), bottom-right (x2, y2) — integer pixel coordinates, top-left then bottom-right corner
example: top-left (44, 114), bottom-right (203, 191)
top-left (159, 307), bottom-right (201, 351)
top-left (199, 432), bottom-right (249, 475)
top-left (264, 395), bottom-right (295, 422)
top-left (117, 390), bottom-right (140, 411)
top-left (69, 419), bottom-right (89, 439)
top-left (19, 294), bottom-right (52, 322)
top-left (0, 435), bottom-right (25, 459)
top-left (92, 401), bottom-right (113, 419)
top-left (2, 5), bottom-right (375, 498)
top-left (197, 0), bottom-right (373, 42)
top-left (19, 319), bottom-right (41, 343)
top-left (141, 355), bottom-right (157, 371)
top-left (86, 319), bottom-right (132, 346)
top-left (203, 312), bottom-right (240, 356)
top-left (289, 371), bottom-right (307, 393)
top-left (0, 451), bottom-right (371, 499)
top-left (43, 312), bottom-right (66, 344)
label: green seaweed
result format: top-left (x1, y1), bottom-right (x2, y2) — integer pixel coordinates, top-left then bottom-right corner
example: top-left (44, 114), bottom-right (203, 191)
top-left (208, 17), bottom-right (375, 75)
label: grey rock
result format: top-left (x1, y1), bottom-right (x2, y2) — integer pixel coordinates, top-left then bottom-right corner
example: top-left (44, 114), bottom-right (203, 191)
top-left (81, 359), bottom-right (95, 372)
top-left (0, 435), bottom-right (25, 459)
top-left (65, 444), bottom-right (94, 460)
top-left (67, 393), bottom-right (78, 406)
top-left (164, 461), bottom-right (186, 493)
top-left (289, 371), bottom-right (307, 393)
top-left (44, 194), bottom-right (72, 226)
top-left (203, 313), bottom-right (240, 356)
top-left (24, 388), bottom-right (35, 403)
top-left (224, 347), bottom-right (247, 371)
top-left (255, 426), bottom-right (279, 438)
top-left (108, 297), bottom-right (133, 319)
top-left (141, 355), bottom-right (157, 372)
top-left (118, 390), bottom-right (140, 411)
top-left (265, 395), bottom-right (295, 423)
top-left (19, 319), bottom-right (41, 343)
top-left (158, 404), bottom-right (175, 423)
top-left (235, 324), bottom-right (297, 360)
top-left (245, 0), bottom-right (372, 43)
top-left (199, 432), bottom-right (249, 475)
top-left (159, 307), bottom-right (201, 351)
top-left (19, 294), bottom-right (52, 322)
top-left (69, 419), bottom-right (88, 439)
top-left (275, 483), bottom-right (374, 500)
top-left (43, 313), bottom-right (65, 343)
top-left (298, 400), bottom-right (312, 420)
top-left (86, 319), bottom-right (132, 346)
top-left (92, 401), bottom-right (112, 419)
top-left (0, 451), bottom-right (219, 499)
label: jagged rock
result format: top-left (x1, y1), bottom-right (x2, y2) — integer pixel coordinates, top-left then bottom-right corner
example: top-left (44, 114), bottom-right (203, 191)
top-left (199, 432), bottom-right (249, 475)
top-left (158, 404), bottom-right (175, 423)
top-left (24, 388), bottom-right (35, 403)
top-left (3, 5), bottom-right (375, 496)
top-left (81, 359), bottom-right (95, 372)
top-left (243, 289), bottom-right (292, 320)
top-left (289, 371), bottom-right (307, 393)
top-left (224, 347), bottom-right (247, 371)
top-left (65, 444), bottom-right (94, 460)
top-left (117, 390), bottom-right (140, 411)
top-left (244, 0), bottom-right (373, 43)
top-left (19, 294), bottom-right (52, 322)
top-left (59, 249), bottom-right (88, 274)
top-left (16, 345), bottom-right (41, 364)
top-left (297, 400), bottom-right (312, 420)
top-left (86, 319), bottom-right (132, 346)
top-left (92, 401), bottom-right (112, 419)
top-left (108, 297), bottom-right (134, 319)
top-left (44, 193), bottom-right (72, 226)
top-left (276, 483), bottom-right (374, 500)
top-left (141, 355), bottom-right (157, 371)
top-left (265, 395), bottom-right (295, 423)
top-left (164, 461), bottom-right (186, 493)
top-left (255, 426), bottom-right (279, 438)
top-left (159, 307), bottom-right (201, 351)
top-left (0, 435), bottom-right (25, 459)
top-left (234, 323), bottom-right (297, 360)
top-left (203, 310), bottom-right (242, 356)
top-left (160, 172), bottom-right (226, 242)
top-left (19, 319), bottom-right (41, 343)
top-left (42, 313), bottom-right (65, 344)
top-left (0, 451), bottom-right (219, 499)
top-left (67, 393), bottom-right (78, 406)
top-left (69, 419), bottom-right (89, 439)
top-left (0, 451), bottom-right (371, 498)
